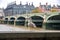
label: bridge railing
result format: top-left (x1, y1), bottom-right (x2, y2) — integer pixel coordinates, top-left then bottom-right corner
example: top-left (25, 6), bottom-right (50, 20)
top-left (47, 20), bottom-right (60, 23)
top-left (5, 20), bottom-right (44, 22)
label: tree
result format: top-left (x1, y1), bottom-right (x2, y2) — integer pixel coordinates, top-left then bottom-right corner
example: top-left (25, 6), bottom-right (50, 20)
top-left (32, 7), bottom-right (43, 13)
top-left (51, 8), bottom-right (58, 12)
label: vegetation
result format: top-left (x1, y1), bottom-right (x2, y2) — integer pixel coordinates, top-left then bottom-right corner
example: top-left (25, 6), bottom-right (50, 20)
top-left (32, 7), bottom-right (43, 13)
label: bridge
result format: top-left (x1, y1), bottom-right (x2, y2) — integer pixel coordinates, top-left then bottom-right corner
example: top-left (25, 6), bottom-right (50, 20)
top-left (0, 12), bottom-right (60, 39)
top-left (1, 12), bottom-right (60, 30)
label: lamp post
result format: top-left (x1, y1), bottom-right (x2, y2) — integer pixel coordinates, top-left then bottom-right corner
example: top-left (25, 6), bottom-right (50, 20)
top-left (25, 10), bottom-right (28, 27)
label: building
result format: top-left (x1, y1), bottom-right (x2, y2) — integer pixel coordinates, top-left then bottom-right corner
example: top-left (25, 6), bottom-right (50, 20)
top-left (0, 8), bottom-right (4, 20)
top-left (39, 3), bottom-right (51, 12)
top-left (51, 5), bottom-right (60, 12)
top-left (4, 1), bottom-right (35, 16)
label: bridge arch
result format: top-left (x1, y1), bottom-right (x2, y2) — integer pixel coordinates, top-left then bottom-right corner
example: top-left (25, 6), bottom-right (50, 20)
top-left (46, 13), bottom-right (59, 20)
top-left (4, 18), bottom-right (8, 24)
top-left (16, 17), bottom-right (26, 26)
top-left (10, 17), bottom-right (15, 20)
top-left (29, 15), bottom-right (43, 19)
top-left (30, 16), bottom-right (44, 28)
top-left (46, 15), bottom-right (60, 30)
top-left (9, 17), bottom-right (15, 24)
top-left (17, 17), bottom-right (25, 20)
top-left (48, 15), bottom-right (60, 20)
top-left (5, 18), bottom-right (8, 20)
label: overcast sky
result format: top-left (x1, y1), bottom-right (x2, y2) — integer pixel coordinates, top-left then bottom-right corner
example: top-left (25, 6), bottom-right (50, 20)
top-left (0, 0), bottom-right (60, 8)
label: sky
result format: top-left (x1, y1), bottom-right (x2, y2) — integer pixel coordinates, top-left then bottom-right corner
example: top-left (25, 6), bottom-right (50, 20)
top-left (0, 0), bottom-right (60, 8)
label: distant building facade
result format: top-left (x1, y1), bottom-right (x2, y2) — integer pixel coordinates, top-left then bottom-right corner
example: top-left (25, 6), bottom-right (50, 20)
top-left (4, 2), bottom-right (60, 16)
top-left (0, 8), bottom-right (4, 19)
top-left (39, 3), bottom-right (51, 12)
top-left (50, 5), bottom-right (60, 12)
top-left (34, 3), bottom-right (60, 13)
top-left (4, 1), bottom-right (35, 16)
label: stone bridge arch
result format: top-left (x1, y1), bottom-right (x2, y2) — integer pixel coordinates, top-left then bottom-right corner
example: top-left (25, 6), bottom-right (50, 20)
top-left (9, 17), bottom-right (16, 24)
top-left (10, 17), bottom-right (15, 20)
top-left (48, 15), bottom-right (60, 20)
top-left (28, 13), bottom-right (44, 18)
top-left (30, 15), bottom-right (44, 28)
top-left (46, 13), bottom-right (60, 30)
top-left (16, 16), bottom-right (26, 26)
top-left (4, 18), bottom-right (9, 24)
top-left (5, 18), bottom-right (8, 20)
top-left (46, 13), bottom-right (60, 20)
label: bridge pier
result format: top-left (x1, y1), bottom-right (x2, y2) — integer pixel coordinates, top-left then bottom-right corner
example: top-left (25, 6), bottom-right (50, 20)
top-left (42, 22), bottom-right (46, 30)
top-left (14, 20), bottom-right (16, 27)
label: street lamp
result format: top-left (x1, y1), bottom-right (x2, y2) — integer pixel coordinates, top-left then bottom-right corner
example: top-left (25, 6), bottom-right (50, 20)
top-left (25, 10), bottom-right (28, 27)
